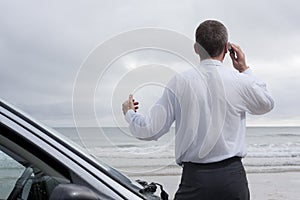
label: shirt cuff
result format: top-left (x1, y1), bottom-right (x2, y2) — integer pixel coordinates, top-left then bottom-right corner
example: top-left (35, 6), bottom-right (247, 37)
top-left (241, 67), bottom-right (266, 86)
top-left (241, 67), bottom-right (252, 75)
top-left (125, 109), bottom-right (135, 123)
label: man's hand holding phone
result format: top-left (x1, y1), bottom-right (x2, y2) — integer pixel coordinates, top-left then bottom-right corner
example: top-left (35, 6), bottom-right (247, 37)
top-left (122, 94), bottom-right (139, 115)
top-left (228, 43), bottom-right (249, 73)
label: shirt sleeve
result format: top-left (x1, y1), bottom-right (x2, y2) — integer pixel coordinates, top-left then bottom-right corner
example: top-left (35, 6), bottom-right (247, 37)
top-left (240, 68), bottom-right (274, 115)
top-left (124, 78), bottom-right (176, 141)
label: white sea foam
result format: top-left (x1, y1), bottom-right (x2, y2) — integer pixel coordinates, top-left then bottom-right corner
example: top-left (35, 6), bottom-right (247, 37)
top-left (247, 143), bottom-right (300, 158)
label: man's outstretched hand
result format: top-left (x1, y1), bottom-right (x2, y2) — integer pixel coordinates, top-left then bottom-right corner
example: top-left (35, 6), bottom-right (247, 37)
top-left (229, 43), bottom-right (249, 73)
top-left (122, 94), bottom-right (139, 115)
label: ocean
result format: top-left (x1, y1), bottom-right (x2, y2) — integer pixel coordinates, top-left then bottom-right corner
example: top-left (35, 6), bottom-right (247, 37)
top-left (1, 126), bottom-right (300, 198)
top-left (57, 126), bottom-right (300, 175)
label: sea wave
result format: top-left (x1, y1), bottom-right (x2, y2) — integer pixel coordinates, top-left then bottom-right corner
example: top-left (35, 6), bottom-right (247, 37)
top-left (89, 145), bottom-right (175, 159)
top-left (86, 142), bottom-right (300, 174)
top-left (247, 143), bottom-right (300, 158)
top-left (88, 142), bottom-right (300, 158)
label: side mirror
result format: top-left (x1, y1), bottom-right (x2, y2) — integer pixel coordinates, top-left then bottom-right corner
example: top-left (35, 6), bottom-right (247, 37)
top-left (49, 184), bottom-right (99, 200)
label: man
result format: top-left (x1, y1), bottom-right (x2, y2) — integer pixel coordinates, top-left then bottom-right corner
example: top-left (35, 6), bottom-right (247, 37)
top-left (122, 20), bottom-right (274, 199)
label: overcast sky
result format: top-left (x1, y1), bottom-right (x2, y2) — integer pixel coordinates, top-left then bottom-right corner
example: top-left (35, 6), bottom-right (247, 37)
top-left (1, 0), bottom-right (300, 127)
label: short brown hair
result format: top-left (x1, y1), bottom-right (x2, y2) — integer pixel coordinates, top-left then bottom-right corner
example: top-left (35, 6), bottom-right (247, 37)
top-left (195, 20), bottom-right (228, 58)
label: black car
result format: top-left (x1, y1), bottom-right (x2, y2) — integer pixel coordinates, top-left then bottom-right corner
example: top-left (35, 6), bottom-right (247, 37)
top-left (0, 99), bottom-right (166, 200)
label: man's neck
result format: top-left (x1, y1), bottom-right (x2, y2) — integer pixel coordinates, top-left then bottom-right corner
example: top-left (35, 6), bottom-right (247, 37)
top-left (200, 57), bottom-right (223, 62)
top-left (200, 52), bottom-right (225, 62)
top-left (212, 54), bottom-right (225, 62)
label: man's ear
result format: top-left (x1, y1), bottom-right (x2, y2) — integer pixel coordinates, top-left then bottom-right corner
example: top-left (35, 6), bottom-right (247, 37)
top-left (194, 43), bottom-right (200, 55)
top-left (225, 42), bottom-right (229, 54)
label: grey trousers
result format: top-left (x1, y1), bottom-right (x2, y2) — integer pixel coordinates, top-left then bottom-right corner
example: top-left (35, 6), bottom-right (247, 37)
top-left (174, 157), bottom-right (250, 200)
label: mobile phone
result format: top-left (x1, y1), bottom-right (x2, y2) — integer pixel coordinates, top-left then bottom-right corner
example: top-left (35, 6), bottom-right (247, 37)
top-left (228, 42), bottom-right (235, 54)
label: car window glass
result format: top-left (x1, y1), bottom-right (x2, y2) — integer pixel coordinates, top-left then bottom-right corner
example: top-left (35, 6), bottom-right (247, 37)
top-left (0, 150), bottom-right (25, 199)
top-left (0, 144), bottom-right (70, 200)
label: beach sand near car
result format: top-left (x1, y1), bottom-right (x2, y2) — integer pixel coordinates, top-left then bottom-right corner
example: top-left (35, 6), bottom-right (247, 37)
top-left (131, 172), bottom-right (300, 200)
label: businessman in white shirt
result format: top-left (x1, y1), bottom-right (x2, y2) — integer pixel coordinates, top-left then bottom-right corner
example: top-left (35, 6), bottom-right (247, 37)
top-left (122, 20), bottom-right (274, 200)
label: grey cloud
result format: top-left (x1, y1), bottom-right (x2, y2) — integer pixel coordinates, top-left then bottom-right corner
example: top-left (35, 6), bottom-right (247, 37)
top-left (1, 0), bottom-right (299, 126)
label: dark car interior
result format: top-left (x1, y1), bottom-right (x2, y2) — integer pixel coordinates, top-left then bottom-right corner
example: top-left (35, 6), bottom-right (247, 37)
top-left (0, 125), bottom-right (70, 200)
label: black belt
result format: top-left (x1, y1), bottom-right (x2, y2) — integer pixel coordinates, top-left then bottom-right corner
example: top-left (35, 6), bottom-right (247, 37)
top-left (183, 156), bottom-right (242, 169)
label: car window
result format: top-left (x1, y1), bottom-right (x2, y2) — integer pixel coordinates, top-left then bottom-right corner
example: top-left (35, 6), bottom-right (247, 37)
top-left (0, 150), bottom-right (25, 199)
top-left (0, 138), bottom-right (70, 200)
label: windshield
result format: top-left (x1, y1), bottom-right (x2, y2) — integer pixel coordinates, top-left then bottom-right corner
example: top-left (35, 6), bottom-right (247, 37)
top-left (49, 127), bottom-right (137, 184)
top-left (43, 127), bottom-right (161, 199)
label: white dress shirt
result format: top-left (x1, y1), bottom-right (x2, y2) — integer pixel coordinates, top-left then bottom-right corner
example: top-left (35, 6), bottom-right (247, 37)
top-left (125, 59), bottom-right (274, 165)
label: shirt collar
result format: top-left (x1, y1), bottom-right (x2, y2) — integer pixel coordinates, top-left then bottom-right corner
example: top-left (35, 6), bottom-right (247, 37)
top-left (200, 59), bottom-right (223, 67)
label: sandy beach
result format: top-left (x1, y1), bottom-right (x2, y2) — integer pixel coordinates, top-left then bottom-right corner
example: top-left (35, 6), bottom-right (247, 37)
top-left (132, 172), bottom-right (300, 200)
